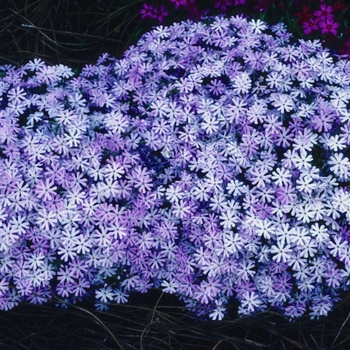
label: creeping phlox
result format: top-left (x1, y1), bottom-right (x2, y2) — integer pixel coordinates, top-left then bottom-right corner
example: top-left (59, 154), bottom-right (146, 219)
top-left (1, 15), bottom-right (350, 320)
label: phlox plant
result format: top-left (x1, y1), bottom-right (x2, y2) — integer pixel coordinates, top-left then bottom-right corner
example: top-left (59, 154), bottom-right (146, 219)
top-left (1, 14), bottom-right (350, 321)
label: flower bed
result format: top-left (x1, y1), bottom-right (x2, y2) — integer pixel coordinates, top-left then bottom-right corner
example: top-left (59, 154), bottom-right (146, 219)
top-left (1, 15), bottom-right (350, 320)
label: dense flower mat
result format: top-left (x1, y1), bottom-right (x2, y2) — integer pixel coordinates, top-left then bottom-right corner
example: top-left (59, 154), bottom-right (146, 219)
top-left (1, 15), bottom-right (350, 320)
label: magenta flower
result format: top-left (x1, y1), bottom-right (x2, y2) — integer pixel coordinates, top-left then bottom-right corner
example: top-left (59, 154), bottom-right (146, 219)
top-left (154, 5), bottom-right (169, 23)
top-left (213, 0), bottom-right (233, 12)
top-left (234, 0), bottom-right (246, 5)
top-left (319, 18), bottom-right (339, 35)
top-left (169, 0), bottom-right (187, 9)
top-left (139, 3), bottom-right (157, 20)
top-left (182, 0), bottom-right (201, 19)
top-left (302, 17), bottom-right (320, 35)
top-left (314, 4), bottom-right (334, 20)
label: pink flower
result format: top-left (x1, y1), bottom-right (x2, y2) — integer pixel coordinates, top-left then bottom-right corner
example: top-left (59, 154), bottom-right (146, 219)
top-left (302, 17), bottom-right (320, 35)
top-left (319, 18), bottom-right (339, 35)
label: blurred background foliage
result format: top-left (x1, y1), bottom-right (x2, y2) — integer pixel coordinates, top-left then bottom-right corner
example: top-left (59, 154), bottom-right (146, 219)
top-left (0, 0), bottom-right (147, 68)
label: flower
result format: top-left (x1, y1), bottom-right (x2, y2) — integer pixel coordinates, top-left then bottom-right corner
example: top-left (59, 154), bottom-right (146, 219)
top-left (302, 18), bottom-right (320, 35)
top-left (313, 4), bottom-right (334, 21)
top-left (240, 291), bottom-right (263, 313)
top-left (209, 299), bottom-right (226, 320)
top-left (319, 18), bottom-right (339, 35)
top-left (153, 5), bottom-right (169, 23)
top-left (310, 295), bottom-right (334, 319)
top-left (295, 6), bottom-right (313, 25)
top-left (95, 284), bottom-right (114, 303)
top-left (139, 3), bottom-right (157, 20)
top-left (333, 2), bottom-right (346, 12)
top-left (213, 0), bottom-right (233, 12)
top-left (270, 241), bottom-right (293, 263)
top-left (169, 0), bottom-right (188, 9)
top-left (34, 179), bottom-right (57, 202)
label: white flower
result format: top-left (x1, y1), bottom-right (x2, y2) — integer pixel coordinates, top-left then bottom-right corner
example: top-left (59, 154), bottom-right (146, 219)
top-left (271, 167), bottom-right (292, 187)
top-left (241, 291), bottom-right (263, 313)
top-left (232, 72), bottom-right (252, 94)
top-left (254, 218), bottom-right (275, 239)
top-left (270, 241), bottom-right (292, 263)
top-left (209, 300), bottom-right (226, 321)
top-left (201, 114), bottom-right (219, 135)
top-left (219, 209), bottom-right (238, 229)
top-left (325, 135), bottom-right (346, 152)
top-left (192, 181), bottom-right (211, 202)
top-left (96, 285), bottom-right (114, 303)
top-left (270, 93), bottom-right (294, 113)
top-left (331, 188), bottom-right (350, 213)
top-left (328, 153), bottom-right (350, 178)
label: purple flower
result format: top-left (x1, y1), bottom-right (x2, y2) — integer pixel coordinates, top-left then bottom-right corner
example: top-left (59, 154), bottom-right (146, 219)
top-left (169, 0), bottom-right (187, 10)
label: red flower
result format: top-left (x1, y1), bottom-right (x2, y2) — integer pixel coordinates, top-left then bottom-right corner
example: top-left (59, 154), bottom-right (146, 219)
top-left (333, 1), bottom-right (346, 12)
top-left (295, 6), bottom-right (312, 25)
top-left (253, 0), bottom-right (271, 12)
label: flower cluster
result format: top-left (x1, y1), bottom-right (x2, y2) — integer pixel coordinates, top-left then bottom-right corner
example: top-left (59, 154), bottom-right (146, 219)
top-left (1, 15), bottom-right (350, 320)
top-left (298, 3), bottom-right (341, 36)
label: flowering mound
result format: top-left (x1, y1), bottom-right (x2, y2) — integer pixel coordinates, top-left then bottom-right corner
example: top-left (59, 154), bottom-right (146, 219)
top-left (1, 15), bottom-right (350, 320)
